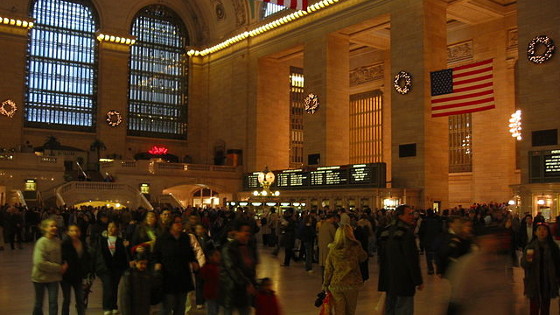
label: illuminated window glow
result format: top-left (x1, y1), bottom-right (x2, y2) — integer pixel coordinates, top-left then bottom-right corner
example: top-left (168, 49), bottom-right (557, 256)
top-left (25, 0), bottom-right (98, 130)
top-left (128, 5), bottom-right (188, 138)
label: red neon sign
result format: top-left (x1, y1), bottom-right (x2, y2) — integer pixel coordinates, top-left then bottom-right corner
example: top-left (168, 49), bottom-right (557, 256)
top-left (148, 146), bottom-right (169, 155)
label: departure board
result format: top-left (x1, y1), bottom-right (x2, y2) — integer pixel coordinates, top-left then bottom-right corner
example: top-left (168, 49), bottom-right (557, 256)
top-left (310, 166), bottom-right (348, 186)
top-left (349, 164), bottom-right (375, 184)
top-left (245, 173), bottom-right (261, 189)
top-left (243, 163), bottom-right (386, 190)
top-left (544, 150), bottom-right (560, 177)
top-left (276, 169), bottom-right (307, 187)
top-left (529, 150), bottom-right (560, 183)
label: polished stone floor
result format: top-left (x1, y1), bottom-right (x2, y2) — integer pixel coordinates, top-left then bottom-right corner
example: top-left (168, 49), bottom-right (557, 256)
top-left (0, 243), bottom-right (554, 314)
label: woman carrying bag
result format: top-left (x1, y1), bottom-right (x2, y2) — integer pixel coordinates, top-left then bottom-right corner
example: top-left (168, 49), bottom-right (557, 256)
top-left (322, 225), bottom-right (368, 315)
top-left (521, 222), bottom-right (560, 315)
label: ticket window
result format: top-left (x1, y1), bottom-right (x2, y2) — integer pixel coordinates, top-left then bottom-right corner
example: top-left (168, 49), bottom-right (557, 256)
top-left (536, 197), bottom-right (554, 221)
top-left (360, 198), bottom-right (369, 208)
top-left (383, 198), bottom-right (400, 210)
top-left (348, 199), bottom-right (356, 210)
top-left (335, 199), bottom-right (343, 208)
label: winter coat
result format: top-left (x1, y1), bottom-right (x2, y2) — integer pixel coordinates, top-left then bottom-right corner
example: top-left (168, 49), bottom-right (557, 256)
top-left (447, 251), bottom-right (514, 315)
top-left (152, 231), bottom-right (197, 294)
top-left (118, 268), bottom-right (161, 315)
top-left (378, 219), bottom-right (423, 296)
top-left (93, 235), bottom-right (129, 276)
top-left (31, 236), bottom-right (63, 283)
top-left (417, 215), bottom-right (442, 251)
top-left (200, 262), bottom-right (220, 300)
top-left (61, 238), bottom-right (92, 283)
top-left (437, 232), bottom-right (471, 277)
top-left (318, 221), bottom-right (337, 267)
top-left (220, 240), bottom-right (257, 308)
top-left (323, 240), bottom-right (368, 291)
top-left (255, 290), bottom-right (281, 315)
top-left (521, 240), bottom-right (560, 299)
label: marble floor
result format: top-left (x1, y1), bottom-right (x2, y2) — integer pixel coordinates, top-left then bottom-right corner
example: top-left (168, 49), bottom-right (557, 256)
top-left (0, 243), bottom-right (554, 315)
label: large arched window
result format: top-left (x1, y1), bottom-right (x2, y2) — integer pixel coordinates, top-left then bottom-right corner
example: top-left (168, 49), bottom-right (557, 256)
top-left (25, 0), bottom-right (98, 131)
top-left (128, 5), bottom-right (188, 139)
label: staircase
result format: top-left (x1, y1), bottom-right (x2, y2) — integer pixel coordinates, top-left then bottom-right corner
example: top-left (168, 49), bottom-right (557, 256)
top-left (55, 182), bottom-right (153, 210)
top-left (156, 193), bottom-right (185, 210)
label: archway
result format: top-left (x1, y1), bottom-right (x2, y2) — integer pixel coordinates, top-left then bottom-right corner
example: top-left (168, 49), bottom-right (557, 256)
top-left (163, 183), bottom-right (231, 208)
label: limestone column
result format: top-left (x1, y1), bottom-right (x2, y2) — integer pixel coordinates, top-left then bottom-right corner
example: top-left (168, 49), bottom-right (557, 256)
top-left (517, 0), bottom-right (560, 213)
top-left (0, 23), bottom-right (29, 149)
top-left (254, 57), bottom-right (290, 170)
top-left (96, 41), bottom-right (130, 158)
top-left (303, 34), bottom-right (349, 166)
top-left (390, 0), bottom-right (448, 209)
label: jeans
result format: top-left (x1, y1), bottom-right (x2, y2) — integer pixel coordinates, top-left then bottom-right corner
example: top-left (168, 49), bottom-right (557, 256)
top-left (100, 272), bottom-right (122, 311)
top-left (33, 282), bottom-right (59, 315)
top-left (206, 299), bottom-right (220, 315)
top-left (223, 306), bottom-right (250, 315)
top-left (304, 241), bottom-right (314, 271)
top-left (385, 294), bottom-right (414, 315)
top-left (61, 280), bottom-right (85, 315)
top-left (160, 292), bottom-right (187, 315)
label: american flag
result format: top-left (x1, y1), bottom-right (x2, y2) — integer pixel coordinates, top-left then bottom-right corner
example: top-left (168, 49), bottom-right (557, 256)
top-left (430, 59), bottom-right (495, 117)
top-left (257, 0), bottom-right (308, 11)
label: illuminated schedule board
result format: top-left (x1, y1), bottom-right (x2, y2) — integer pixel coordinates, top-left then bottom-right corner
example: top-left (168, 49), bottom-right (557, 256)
top-left (243, 163), bottom-right (386, 190)
top-left (529, 150), bottom-right (560, 183)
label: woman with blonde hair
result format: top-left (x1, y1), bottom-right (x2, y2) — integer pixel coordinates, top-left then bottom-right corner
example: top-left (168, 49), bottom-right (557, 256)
top-left (32, 218), bottom-right (68, 315)
top-left (323, 225), bottom-right (368, 315)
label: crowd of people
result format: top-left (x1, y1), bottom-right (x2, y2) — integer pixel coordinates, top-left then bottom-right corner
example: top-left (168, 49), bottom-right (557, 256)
top-left (1, 201), bottom-right (560, 315)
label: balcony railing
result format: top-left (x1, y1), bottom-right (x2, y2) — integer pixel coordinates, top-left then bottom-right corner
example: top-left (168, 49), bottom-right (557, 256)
top-left (101, 160), bottom-right (239, 177)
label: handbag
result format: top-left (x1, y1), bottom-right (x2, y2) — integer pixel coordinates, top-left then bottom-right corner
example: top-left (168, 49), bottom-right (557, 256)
top-left (314, 290), bottom-right (326, 307)
top-left (319, 291), bottom-right (333, 315)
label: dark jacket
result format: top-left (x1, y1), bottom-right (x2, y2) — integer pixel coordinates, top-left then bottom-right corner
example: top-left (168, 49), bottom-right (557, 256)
top-left (152, 231), bottom-right (197, 294)
top-left (437, 232), bottom-right (471, 277)
top-left (220, 240), bottom-right (257, 308)
top-left (521, 240), bottom-right (560, 299)
top-left (418, 215), bottom-right (442, 251)
top-left (378, 219), bottom-right (423, 296)
top-left (94, 236), bottom-right (129, 276)
top-left (61, 238), bottom-right (92, 283)
top-left (255, 290), bottom-right (281, 315)
top-left (118, 268), bottom-right (161, 315)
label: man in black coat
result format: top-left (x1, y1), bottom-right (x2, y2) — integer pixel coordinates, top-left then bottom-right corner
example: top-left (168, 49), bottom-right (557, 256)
top-left (378, 205), bottom-right (423, 315)
top-left (153, 219), bottom-right (198, 315)
top-left (417, 209), bottom-right (442, 274)
top-left (220, 220), bottom-right (257, 315)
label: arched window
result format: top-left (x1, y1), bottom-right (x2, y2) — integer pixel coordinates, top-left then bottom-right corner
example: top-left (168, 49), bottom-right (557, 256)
top-left (262, 3), bottom-right (286, 19)
top-left (128, 5), bottom-right (188, 139)
top-left (25, 0), bottom-right (98, 131)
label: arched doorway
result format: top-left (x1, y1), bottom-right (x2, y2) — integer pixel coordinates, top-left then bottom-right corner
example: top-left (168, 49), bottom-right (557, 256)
top-left (162, 183), bottom-right (231, 208)
top-left (192, 188), bottom-right (220, 207)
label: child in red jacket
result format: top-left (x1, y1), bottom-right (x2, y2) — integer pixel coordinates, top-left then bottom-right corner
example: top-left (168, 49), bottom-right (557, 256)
top-left (255, 278), bottom-right (282, 315)
top-left (199, 249), bottom-right (220, 315)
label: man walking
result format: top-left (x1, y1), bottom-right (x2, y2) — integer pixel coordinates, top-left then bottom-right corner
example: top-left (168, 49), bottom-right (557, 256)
top-left (378, 205), bottom-right (423, 315)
